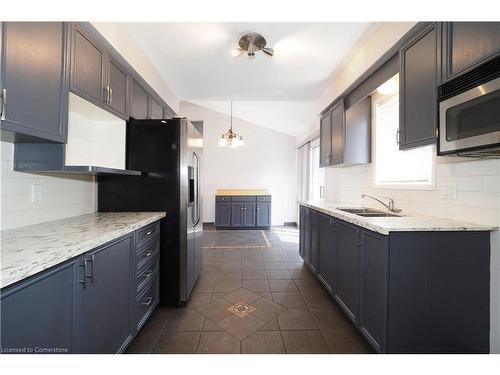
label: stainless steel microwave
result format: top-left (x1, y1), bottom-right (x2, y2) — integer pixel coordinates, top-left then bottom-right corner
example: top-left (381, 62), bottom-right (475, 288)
top-left (439, 76), bottom-right (500, 157)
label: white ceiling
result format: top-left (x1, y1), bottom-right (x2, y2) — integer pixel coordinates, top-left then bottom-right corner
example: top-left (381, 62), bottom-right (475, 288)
top-left (125, 22), bottom-right (377, 136)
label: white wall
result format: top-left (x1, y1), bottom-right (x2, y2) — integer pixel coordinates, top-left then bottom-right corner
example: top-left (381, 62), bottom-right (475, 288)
top-left (0, 142), bottom-right (96, 231)
top-left (180, 101), bottom-right (297, 226)
top-left (91, 22), bottom-right (181, 114)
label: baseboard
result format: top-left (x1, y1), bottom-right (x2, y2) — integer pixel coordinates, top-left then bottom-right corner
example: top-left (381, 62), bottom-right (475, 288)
top-left (284, 222), bottom-right (297, 227)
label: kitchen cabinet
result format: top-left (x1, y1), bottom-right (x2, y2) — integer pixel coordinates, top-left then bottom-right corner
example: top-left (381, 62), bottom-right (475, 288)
top-left (130, 79), bottom-right (149, 119)
top-left (149, 96), bottom-right (164, 119)
top-left (215, 195), bottom-right (271, 229)
top-left (331, 100), bottom-right (345, 165)
top-left (0, 258), bottom-right (80, 353)
top-left (309, 209), bottom-right (319, 273)
top-left (0, 22), bottom-right (68, 143)
top-left (0, 220), bottom-right (161, 353)
top-left (359, 230), bottom-right (388, 352)
top-left (319, 111), bottom-right (332, 167)
top-left (334, 221), bottom-right (361, 322)
top-left (107, 58), bottom-right (128, 118)
top-left (399, 23), bottom-right (440, 149)
top-left (71, 25), bottom-right (105, 104)
top-left (80, 235), bottom-right (133, 353)
top-left (298, 204), bottom-right (490, 353)
top-left (442, 22), bottom-right (500, 81)
top-left (317, 213), bottom-right (336, 293)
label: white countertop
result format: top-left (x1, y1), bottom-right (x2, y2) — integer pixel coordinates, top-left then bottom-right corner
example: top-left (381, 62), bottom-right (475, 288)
top-left (300, 200), bottom-right (495, 235)
top-left (1, 212), bottom-right (166, 289)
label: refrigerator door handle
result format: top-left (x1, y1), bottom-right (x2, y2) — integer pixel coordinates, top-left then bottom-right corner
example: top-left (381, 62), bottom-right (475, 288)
top-left (193, 152), bottom-right (201, 226)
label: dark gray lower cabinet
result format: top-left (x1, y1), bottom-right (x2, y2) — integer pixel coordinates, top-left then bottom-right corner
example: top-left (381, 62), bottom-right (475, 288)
top-left (0, 259), bottom-right (79, 353)
top-left (81, 235), bottom-right (133, 353)
top-left (0, 221), bottom-right (161, 354)
top-left (299, 205), bottom-right (490, 353)
top-left (334, 221), bottom-right (361, 322)
top-left (215, 195), bottom-right (271, 229)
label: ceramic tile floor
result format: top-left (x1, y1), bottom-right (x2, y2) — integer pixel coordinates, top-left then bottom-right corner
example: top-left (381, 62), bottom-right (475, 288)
top-left (126, 226), bottom-right (374, 354)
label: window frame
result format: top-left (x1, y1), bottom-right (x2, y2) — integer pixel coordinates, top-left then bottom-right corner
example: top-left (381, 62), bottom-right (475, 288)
top-left (371, 89), bottom-right (436, 191)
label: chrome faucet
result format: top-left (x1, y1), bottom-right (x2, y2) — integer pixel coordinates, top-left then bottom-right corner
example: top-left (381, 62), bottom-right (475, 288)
top-left (361, 194), bottom-right (402, 213)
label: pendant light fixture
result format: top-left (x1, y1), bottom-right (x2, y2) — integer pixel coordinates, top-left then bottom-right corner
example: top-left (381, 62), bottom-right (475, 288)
top-left (218, 101), bottom-right (245, 148)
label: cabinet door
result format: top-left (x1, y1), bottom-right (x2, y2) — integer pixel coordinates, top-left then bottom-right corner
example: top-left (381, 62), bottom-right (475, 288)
top-left (303, 208), bottom-right (312, 264)
top-left (345, 96), bottom-right (371, 164)
top-left (81, 235), bottom-right (133, 353)
top-left (399, 23), bottom-right (440, 149)
top-left (108, 59), bottom-right (128, 118)
top-left (215, 202), bottom-right (231, 227)
top-left (71, 26), bottom-right (104, 104)
top-left (243, 203), bottom-right (256, 227)
top-left (149, 96), bottom-right (164, 119)
top-left (443, 22), bottom-right (500, 80)
top-left (1, 22), bottom-right (67, 142)
top-left (299, 206), bottom-right (306, 257)
top-left (130, 79), bottom-right (149, 119)
top-left (359, 230), bottom-right (388, 353)
top-left (230, 202), bottom-right (244, 227)
top-left (256, 202), bottom-right (271, 227)
top-left (318, 214), bottom-right (337, 293)
top-left (319, 112), bottom-right (332, 167)
top-left (331, 100), bottom-right (345, 165)
top-left (310, 210), bottom-right (319, 273)
top-left (0, 258), bottom-right (79, 353)
top-left (335, 221), bottom-right (360, 322)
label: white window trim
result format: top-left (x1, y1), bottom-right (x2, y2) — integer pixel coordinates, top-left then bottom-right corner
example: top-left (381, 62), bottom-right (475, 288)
top-left (371, 90), bottom-right (437, 191)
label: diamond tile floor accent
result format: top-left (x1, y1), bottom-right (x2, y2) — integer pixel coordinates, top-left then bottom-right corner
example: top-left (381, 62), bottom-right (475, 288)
top-left (126, 226), bottom-right (374, 354)
top-left (226, 302), bottom-right (256, 318)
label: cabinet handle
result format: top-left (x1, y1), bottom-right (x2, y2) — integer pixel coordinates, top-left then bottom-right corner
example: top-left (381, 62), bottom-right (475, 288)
top-left (109, 88), bottom-right (113, 106)
top-left (356, 230), bottom-right (362, 247)
top-left (143, 271), bottom-right (153, 279)
top-left (1, 88), bottom-right (7, 121)
top-left (396, 129), bottom-right (400, 145)
top-left (142, 297), bottom-right (153, 307)
top-left (79, 261), bottom-right (87, 288)
top-left (146, 230), bottom-right (152, 236)
top-left (145, 251), bottom-right (152, 257)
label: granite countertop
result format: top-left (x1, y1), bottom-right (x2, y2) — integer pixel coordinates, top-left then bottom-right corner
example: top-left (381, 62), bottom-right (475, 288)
top-left (216, 189), bottom-right (270, 196)
top-left (300, 200), bottom-right (495, 235)
top-left (1, 212), bottom-right (166, 289)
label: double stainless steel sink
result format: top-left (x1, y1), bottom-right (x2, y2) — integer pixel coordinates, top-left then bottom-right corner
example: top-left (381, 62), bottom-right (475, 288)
top-left (337, 207), bottom-right (404, 217)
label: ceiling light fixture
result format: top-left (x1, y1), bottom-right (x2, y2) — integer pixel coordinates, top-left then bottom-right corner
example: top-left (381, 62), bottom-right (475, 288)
top-left (232, 32), bottom-right (274, 59)
top-left (218, 101), bottom-right (245, 148)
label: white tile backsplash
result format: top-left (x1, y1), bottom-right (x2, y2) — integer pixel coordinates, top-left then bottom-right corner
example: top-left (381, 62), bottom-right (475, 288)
top-left (325, 156), bottom-right (500, 227)
top-left (0, 142), bottom-right (97, 231)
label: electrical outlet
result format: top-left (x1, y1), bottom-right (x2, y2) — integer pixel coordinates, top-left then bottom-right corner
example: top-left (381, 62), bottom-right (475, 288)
top-left (31, 184), bottom-right (42, 203)
top-left (442, 182), bottom-right (457, 200)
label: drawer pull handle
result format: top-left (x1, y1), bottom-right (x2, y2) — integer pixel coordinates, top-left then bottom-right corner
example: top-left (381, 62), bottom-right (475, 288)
top-left (146, 230), bottom-right (152, 236)
top-left (145, 252), bottom-right (152, 257)
top-left (142, 297), bottom-right (153, 306)
top-left (143, 271), bottom-right (153, 279)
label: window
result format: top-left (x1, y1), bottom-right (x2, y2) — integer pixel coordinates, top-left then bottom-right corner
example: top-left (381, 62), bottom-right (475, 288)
top-left (373, 75), bottom-right (435, 189)
top-left (309, 138), bottom-right (325, 200)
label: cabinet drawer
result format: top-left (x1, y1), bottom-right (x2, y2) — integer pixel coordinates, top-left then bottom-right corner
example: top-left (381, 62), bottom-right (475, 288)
top-left (135, 277), bottom-right (159, 332)
top-left (257, 195), bottom-right (272, 202)
top-left (231, 196), bottom-right (256, 202)
top-left (136, 239), bottom-right (160, 271)
top-left (136, 256), bottom-right (160, 293)
top-left (137, 221), bottom-right (160, 247)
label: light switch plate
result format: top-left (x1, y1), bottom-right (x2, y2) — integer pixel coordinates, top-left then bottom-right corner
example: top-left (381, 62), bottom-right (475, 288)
top-left (31, 184), bottom-right (42, 203)
top-left (442, 182), bottom-right (457, 200)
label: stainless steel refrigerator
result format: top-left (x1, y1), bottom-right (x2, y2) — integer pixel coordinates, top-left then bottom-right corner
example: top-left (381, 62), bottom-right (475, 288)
top-left (97, 118), bottom-right (203, 306)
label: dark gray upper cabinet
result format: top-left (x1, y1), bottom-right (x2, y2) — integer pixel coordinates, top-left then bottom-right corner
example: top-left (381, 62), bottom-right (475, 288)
top-left (442, 22), bottom-right (500, 81)
top-left (107, 58), bottom-right (128, 118)
top-left (334, 221), bottom-right (360, 322)
top-left (81, 235), bottom-right (133, 353)
top-left (0, 22), bottom-right (68, 143)
top-left (256, 202), bottom-right (271, 227)
top-left (399, 23), bottom-right (440, 150)
top-left (331, 100), bottom-right (345, 165)
top-left (319, 112), bottom-right (332, 167)
top-left (359, 230), bottom-right (388, 353)
top-left (317, 213), bottom-right (337, 293)
top-left (130, 79), bottom-right (149, 119)
top-left (149, 96), bottom-right (164, 119)
top-left (0, 258), bottom-right (80, 353)
top-left (71, 25), bottom-right (105, 104)
top-left (344, 96), bottom-right (371, 165)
